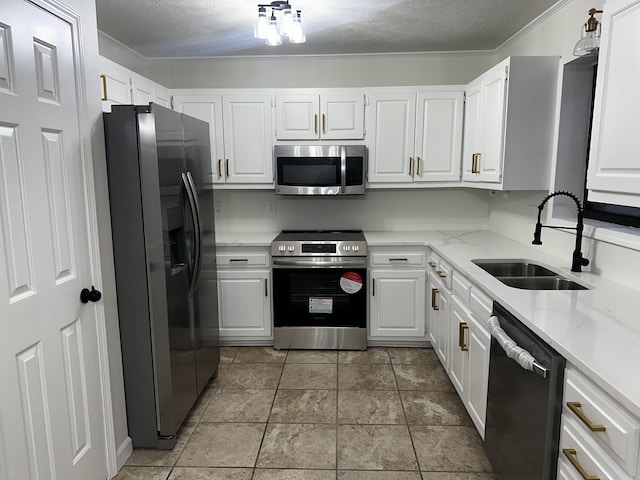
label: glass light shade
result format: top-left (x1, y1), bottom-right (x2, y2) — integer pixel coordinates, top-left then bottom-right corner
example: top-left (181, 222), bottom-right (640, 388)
top-left (254, 7), bottom-right (268, 39)
top-left (289, 11), bottom-right (306, 43)
top-left (281, 6), bottom-right (294, 37)
top-left (266, 13), bottom-right (282, 46)
top-left (573, 22), bottom-right (601, 56)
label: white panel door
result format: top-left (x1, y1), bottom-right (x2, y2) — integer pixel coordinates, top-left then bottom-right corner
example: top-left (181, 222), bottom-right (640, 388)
top-left (98, 56), bottom-right (131, 113)
top-left (476, 62), bottom-right (507, 183)
top-left (321, 93), bottom-right (365, 140)
top-left (462, 78), bottom-right (482, 181)
top-left (448, 297), bottom-right (469, 398)
top-left (467, 313), bottom-right (490, 438)
top-left (131, 76), bottom-right (153, 105)
top-left (367, 92), bottom-right (416, 183)
top-left (223, 94), bottom-right (274, 184)
top-left (217, 270), bottom-right (272, 338)
top-left (414, 91), bottom-right (463, 182)
top-left (369, 270), bottom-right (425, 338)
top-left (275, 94), bottom-right (319, 140)
top-left (587, 0), bottom-right (640, 206)
top-left (173, 95), bottom-right (225, 184)
top-left (0, 2), bottom-right (107, 479)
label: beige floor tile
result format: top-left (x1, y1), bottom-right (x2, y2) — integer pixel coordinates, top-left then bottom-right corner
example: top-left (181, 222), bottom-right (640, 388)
top-left (401, 391), bottom-right (473, 426)
top-left (112, 466), bottom-right (172, 480)
top-left (126, 423), bottom-right (196, 467)
top-left (176, 423), bottom-right (266, 467)
top-left (278, 363), bottom-right (338, 389)
top-left (338, 424), bottom-right (418, 470)
top-left (185, 389), bottom-right (216, 423)
top-left (411, 426), bottom-right (492, 472)
top-left (219, 347), bottom-right (239, 363)
top-left (387, 347), bottom-right (441, 365)
top-left (209, 364), bottom-right (232, 388)
top-left (339, 348), bottom-right (390, 364)
top-left (256, 423), bottom-right (337, 469)
top-left (168, 467), bottom-right (253, 479)
top-left (338, 364), bottom-right (397, 390)
top-left (338, 472), bottom-right (422, 480)
top-left (338, 390), bottom-right (405, 424)
top-left (218, 363), bottom-right (283, 389)
top-left (421, 474), bottom-right (495, 480)
top-left (253, 469), bottom-right (337, 480)
top-left (201, 388), bottom-right (276, 422)
top-left (393, 364), bottom-right (454, 391)
top-left (233, 346), bottom-right (287, 363)
top-left (270, 389), bottom-right (337, 423)
top-left (286, 350), bottom-right (338, 364)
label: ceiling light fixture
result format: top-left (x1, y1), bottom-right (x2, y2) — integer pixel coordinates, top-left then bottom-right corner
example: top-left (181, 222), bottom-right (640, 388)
top-left (254, 1), bottom-right (306, 46)
top-left (573, 8), bottom-right (603, 56)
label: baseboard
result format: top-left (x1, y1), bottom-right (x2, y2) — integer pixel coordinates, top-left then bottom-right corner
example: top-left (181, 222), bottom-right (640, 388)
top-left (116, 436), bottom-right (133, 472)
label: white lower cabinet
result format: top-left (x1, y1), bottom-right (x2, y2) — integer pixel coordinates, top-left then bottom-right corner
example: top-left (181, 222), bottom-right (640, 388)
top-left (216, 248), bottom-right (272, 342)
top-left (427, 268), bottom-right (450, 368)
top-left (466, 309), bottom-right (490, 436)
top-left (368, 248), bottom-right (427, 342)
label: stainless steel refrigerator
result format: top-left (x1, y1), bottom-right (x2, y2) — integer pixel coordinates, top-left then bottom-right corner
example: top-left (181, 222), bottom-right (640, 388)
top-left (104, 104), bottom-right (219, 449)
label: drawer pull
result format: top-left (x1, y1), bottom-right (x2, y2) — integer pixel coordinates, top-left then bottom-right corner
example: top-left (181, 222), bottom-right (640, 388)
top-left (388, 257), bottom-right (409, 262)
top-left (458, 322), bottom-right (469, 351)
top-left (229, 258), bottom-right (249, 263)
top-left (567, 402), bottom-right (606, 432)
top-left (428, 261), bottom-right (437, 268)
top-left (562, 448), bottom-right (600, 480)
top-left (431, 288), bottom-right (439, 310)
top-left (436, 270), bottom-right (447, 278)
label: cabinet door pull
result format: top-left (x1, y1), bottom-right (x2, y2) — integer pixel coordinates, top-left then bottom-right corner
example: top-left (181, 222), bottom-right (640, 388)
top-left (459, 322), bottom-right (469, 351)
top-left (436, 270), bottom-right (447, 278)
top-left (428, 261), bottom-right (437, 268)
top-left (431, 288), bottom-right (439, 310)
top-left (100, 74), bottom-right (108, 101)
top-left (388, 257), bottom-right (409, 262)
top-left (372, 278), bottom-right (375, 296)
top-left (417, 156), bottom-right (422, 176)
top-left (265, 278), bottom-right (268, 297)
top-left (562, 449), bottom-right (600, 480)
top-left (314, 114), bottom-right (318, 134)
top-left (225, 159), bottom-right (230, 178)
top-left (409, 157), bottom-right (413, 176)
top-left (229, 258), bottom-right (249, 263)
top-left (217, 159), bottom-right (222, 178)
top-left (322, 113), bottom-right (326, 133)
top-left (566, 402), bottom-right (606, 432)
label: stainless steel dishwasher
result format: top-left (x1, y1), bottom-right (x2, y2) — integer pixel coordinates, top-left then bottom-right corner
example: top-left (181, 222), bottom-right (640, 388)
top-left (484, 302), bottom-right (565, 480)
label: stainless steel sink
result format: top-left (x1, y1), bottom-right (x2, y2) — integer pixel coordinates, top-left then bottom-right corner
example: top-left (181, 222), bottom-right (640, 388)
top-left (473, 261), bottom-right (556, 277)
top-left (472, 259), bottom-right (591, 291)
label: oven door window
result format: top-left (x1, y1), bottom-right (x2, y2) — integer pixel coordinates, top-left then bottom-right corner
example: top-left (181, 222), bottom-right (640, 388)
top-left (273, 268), bottom-right (366, 328)
top-left (277, 157), bottom-right (340, 187)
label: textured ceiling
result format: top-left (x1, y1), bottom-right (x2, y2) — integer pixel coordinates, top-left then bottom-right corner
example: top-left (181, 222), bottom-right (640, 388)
top-left (95, 0), bottom-right (560, 58)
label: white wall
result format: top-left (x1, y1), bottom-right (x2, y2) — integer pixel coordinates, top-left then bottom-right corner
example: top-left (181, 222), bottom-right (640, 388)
top-left (214, 189), bottom-right (489, 233)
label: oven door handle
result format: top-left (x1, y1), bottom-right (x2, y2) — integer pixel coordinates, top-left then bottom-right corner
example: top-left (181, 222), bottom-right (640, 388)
top-left (488, 316), bottom-right (549, 378)
top-left (272, 258), bottom-right (367, 268)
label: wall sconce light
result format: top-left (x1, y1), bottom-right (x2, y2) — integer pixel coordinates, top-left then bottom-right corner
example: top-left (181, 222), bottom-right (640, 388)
top-left (254, 1), bottom-right (306, 46)
top-left (573, 8), bottom-right (603, 56)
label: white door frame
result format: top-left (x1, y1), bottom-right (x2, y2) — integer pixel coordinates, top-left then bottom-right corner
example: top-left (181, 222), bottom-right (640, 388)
top-left (27, 0), bottom-right (118, 476)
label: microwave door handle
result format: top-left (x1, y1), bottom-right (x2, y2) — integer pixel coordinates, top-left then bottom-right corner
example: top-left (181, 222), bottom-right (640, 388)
top-left (340, 146), bottom-right (347, 194)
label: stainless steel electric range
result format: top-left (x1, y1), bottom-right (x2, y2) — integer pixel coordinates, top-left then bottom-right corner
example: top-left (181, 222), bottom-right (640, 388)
top-left (271, 230), bottom-right (367, 350)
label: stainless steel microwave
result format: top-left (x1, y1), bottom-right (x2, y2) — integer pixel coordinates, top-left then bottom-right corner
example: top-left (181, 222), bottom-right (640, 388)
top-left (274, 145), bottom-right (366, 195)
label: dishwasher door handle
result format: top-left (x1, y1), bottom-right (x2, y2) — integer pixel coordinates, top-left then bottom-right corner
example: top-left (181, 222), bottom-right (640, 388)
top-left (488, 315), bottom-right (549, 378)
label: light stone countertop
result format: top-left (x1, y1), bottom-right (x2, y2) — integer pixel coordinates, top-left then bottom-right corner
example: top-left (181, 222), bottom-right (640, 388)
top-left (207, 231), bottom-right (279, 247)
top-left (366, 230), bottom-right (640, 418)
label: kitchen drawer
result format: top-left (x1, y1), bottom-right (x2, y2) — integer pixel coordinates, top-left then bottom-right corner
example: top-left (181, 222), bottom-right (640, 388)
top-left (452, 270), bottom-right (472, 305)
top-left (469, 287), bottom-right (492, 326)
top-left (560, 415), bottom-right (632, 480)
top-left (563, 367), bottom-right (640, 476)
top-left (370, 250), bottom-right (426, 267)
top-left (427, 252), bottom-right (452, 290)
top-left (217, 252), bottom-right (269, 267)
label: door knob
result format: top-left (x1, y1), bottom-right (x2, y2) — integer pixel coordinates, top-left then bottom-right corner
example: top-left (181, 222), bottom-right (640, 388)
top-left (80, 286), bottom-right (102, 304)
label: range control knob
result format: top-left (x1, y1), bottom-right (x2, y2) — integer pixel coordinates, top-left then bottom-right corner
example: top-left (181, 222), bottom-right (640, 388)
top-left (353, 245), bottom-right (360, 252)
top-left (278, 244), bottom-right (286, 252)
top-left (287, 245), bottom-right (295, 252)
top-left (344, 245), bottom-right (351, 251)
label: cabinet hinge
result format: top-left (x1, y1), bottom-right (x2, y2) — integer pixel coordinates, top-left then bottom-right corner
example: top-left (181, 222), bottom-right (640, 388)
top-left (463, 92), bottom-right (466, 103)
top-left (504, 65), bottom-right (509, 81)
top-left (365, 95), bottom-right (370, 106)
top-left (170, 96), bottom-right (174, 110)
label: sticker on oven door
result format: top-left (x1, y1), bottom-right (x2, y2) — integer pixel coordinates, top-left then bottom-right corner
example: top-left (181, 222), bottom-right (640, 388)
top-left (309, 297), bottom-right (333, 314)
top-left (340, 271), bottom-right (363, 294)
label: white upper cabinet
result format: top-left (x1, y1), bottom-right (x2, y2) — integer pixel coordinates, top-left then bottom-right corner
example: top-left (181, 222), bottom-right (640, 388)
top-left (275, 93), bottom-right (365, 140)
top-left (172, 92), bottom-right (274, 186)
top-left (587, 0), bottom-right (640, 208)
top-left (367, 88), bottom-right (464, 186)
top-left (462, 56), bottom-right (559, 190)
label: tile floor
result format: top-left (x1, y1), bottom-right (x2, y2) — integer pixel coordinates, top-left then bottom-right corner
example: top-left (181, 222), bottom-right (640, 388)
top-left (114, 347), bottom-right (494, 480)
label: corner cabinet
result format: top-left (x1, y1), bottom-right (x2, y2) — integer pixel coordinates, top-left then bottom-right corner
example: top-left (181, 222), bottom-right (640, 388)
top-left (586, 0), bottom-right (640, 208)
top-left (172, 92), bottom-right (274, 186)
top-left (275, 93), bottom-right (365, 140)
top-left (366, 88), bottom-right (464, 186)
top-left (462, 56), bottom-right (559, 190)
top-left (368, 248), bottom-right (427, 344)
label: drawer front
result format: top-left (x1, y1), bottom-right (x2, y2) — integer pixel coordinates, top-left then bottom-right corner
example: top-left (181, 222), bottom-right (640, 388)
top-left (452, 270), bottom-right (471, 305)
top-left (563, 368), bottom-right (640, 476)
top-left (370, 251), bottom-right (425, 267)
top-left (469, 287), bottom-right (492, 326)
top-left (560, 415), bottom-right (632, 480)
top-left (217, 252), bottom-right (269, 267)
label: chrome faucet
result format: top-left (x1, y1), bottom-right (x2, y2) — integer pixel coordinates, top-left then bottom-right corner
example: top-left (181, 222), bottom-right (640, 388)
top-left (532, 191), bottom-right (589, 272)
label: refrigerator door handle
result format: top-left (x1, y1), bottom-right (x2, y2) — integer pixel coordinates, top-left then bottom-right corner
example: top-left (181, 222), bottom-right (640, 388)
top-left (185, 171), bottom-right (203, 287)
top-left (182, 172), bottom-right (201, 293)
